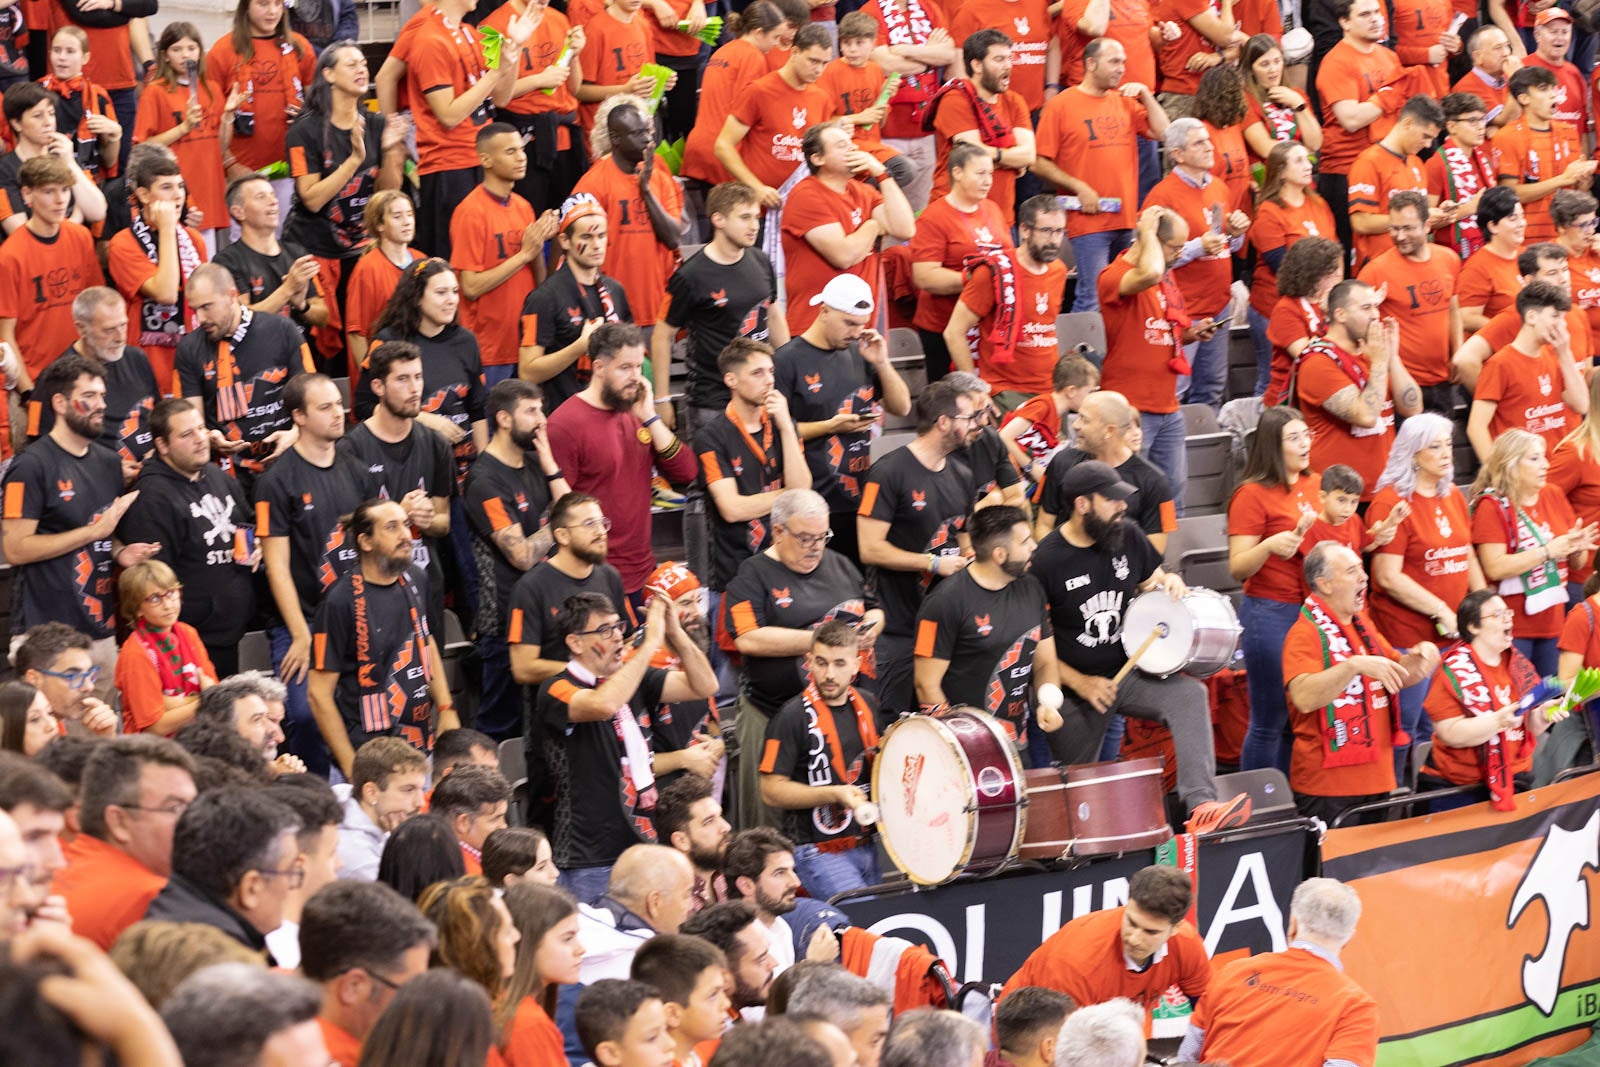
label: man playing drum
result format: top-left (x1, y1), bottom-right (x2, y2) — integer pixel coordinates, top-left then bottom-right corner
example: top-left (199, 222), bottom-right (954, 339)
top-left (1029, 461), bottom-right (1251, 835)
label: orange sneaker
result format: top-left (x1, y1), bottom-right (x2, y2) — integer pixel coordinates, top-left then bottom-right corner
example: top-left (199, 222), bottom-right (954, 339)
top-left (1184, 792), bottom-right (1253, 836)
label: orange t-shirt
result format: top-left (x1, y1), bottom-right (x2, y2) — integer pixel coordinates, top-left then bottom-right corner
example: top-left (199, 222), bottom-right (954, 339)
top-left (1297, 341), bottom-right (1393, 499)
top-left (114, 622), bottom-right (217, 735)
top-left (1476, 342), bottom-right (1579, 454)
top-left (1000, 907), bottom-right (1211, 1014)
top-left (1424, 649), bottom-right (1536, 785)
top-left (344, 247), bottom-right (423, 344)
top-left (204, 34), bottom-right (317, 171)
top-left (1367, 484), bottom-right (1476, 649)
top-left (1035, 87), bottom-right (1148, 237)
top-left (909, 194), bottom-right (1013, 332)
top-left (577, 8), bottom-right (655, 134)
top-left (817, 58), bottom-right (895, 159)
top-left (1248, 194), bottom-right (1336, 317)
top-left (948, 0), bottom-right (1051, 110)
top-left (0, 220), bottom-right (105, 378)
top-left (571, 154), bottom-right (684, 328)
top-left (1568, 250), bottom-right (1600, 354)
top-left (648, 0), bottom-right (702, 58)
top-left (405, 7), bottom-right (496, 175)
top-left (1473, 304), bottom-right (1593, 366)
top-left (729, 71), bottom-right (831, 190)
top-left (105, 223), bottom-right (210, 392)
top-left (780, 175), bottom-right (884, 335)
top-left (1263, 296), bottom-right (1326, 407)
top-left (1558, 593), bottom-right (1600, 666)
top-left (1096, 256), bottom-right (1183, 414)
top-left (1356, 245), bottom-right (1462, 385)
top-left (319, 1017), bottom-right (363, 1067)
top-left (1390, 0), bottom-right (1454, 97)
top-left (1143, 169), bottom-right (1233, 316)
top-left (1152, 0), bottom-right (1222, 96)
top-left (1315, 40), bottom-right (1403, 174)
top-left (1346, 144), bottom-right (1428, 268)
top-left (1194, 948), bottom-right (1380, 1067)
top-left (1054, 0), bottom-right (1156, 89)
top-left (451, 185), bottom-right (538, 367)
top-left (1453, 68), bottom-right (1511, 123)
top-left (1471, 484), bottom-right (1577, 638)
top-left (1206, 120), bottom-right (1253, 215)
top-left (929, 85), bottom-right (1033, 228)
top-left (51, 833), bottom-right (167, 950)
top-left (1457, 245), bottom-right (1521, 324)
top-left (1494, 119), bottom-right (1583, 243)
top-left (132, 79), bottom-right (228, 227)
top-left (502, 996), bottom-right (570, 1067)
top-left (1283, 607), bottom-right (1402, 796)
top-left (960, 257), bottom-right (1068, 395)
top-left (84, 25), bottom-right (138, 92)
top-left (484, 2), bottom-right (579, 116)
top-left (1548, 437), bottom-right (1600, 585)
top-left (1229, 476), bottom-right (1320, 602)
top-left (684, 38), bottom-right (770, 184)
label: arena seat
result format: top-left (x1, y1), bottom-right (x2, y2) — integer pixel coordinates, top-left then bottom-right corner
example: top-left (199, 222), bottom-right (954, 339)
top-left (497, 736), bottom-right (529, 827)
top-left (1181, 404), bottom-right (1233, 516)
top-left (1054, 312), bottom-right (1106, 358)
top-left (1213, 768), bottom-right (1297, 824)
top-left (238, 631), bottom-right (272, 674)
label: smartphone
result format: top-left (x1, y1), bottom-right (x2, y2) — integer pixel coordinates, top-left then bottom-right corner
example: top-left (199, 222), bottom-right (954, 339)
top-left (1207, 203), bottom-right (1224, 234)
top-left (1207, 313), bottom-right (1234, 331)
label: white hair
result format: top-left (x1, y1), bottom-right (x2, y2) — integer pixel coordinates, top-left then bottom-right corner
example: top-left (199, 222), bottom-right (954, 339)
top-left (1164, 116), bottom-right (1205, 155)
top-left (1374, 412), bottom-right (1454, 498)
top-left (770, 488), bottom-right (829, 528)
top-left (590, 93), bottom-right (650, 158)
top-left (1053, 999), bottom-right (1146, 1067)
top-left (1290, 877), bottom-right (1363, 946)
top-left (881, 1009), bottom-right (986, 1067)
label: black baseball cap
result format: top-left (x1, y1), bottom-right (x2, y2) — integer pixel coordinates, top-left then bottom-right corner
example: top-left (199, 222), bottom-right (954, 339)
top-left (1059, 460), bottom-right (1137, 503)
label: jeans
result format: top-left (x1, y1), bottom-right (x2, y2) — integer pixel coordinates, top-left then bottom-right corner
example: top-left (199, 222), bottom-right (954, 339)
top-left (1140, 410), bottom-right (1188, 517)
top-left (475, 635), bottom-right (523, 742)
top-left (1515, 635), bottom-right (1560, 677)
top-left (559, 864), bottom-right (613, 906)
top-left (794, 842), bottom-right (881, 902)
top-left (1066, 229), bottom-right (1132, 314)
top-left (269, 624), bottom-right (330, 779)
top-left (1138, 138), bottom-right (1160, 204)
top-left (1097, 714), bottom-right (1126, 761)
top-left (1239, 595), bottom-right (1304, 774)
top-left (482, 364), bottom-right (515, 387)
top-left (1394, 670), bottom-right (1437, 785)
top-left (1247, 304), bottom-right (1273, 396)
top-left (1180, 308), bottom-right (1231, 409)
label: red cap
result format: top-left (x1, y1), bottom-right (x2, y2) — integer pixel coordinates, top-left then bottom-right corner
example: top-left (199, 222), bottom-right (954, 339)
top-left (1536, 9), bottom-right (1572, 25)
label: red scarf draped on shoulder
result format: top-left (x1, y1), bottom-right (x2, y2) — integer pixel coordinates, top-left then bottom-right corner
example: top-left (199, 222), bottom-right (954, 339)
top-left (1437, 642), bottom-right (1537, 811)
top-left (963, 247), bottom-right (1021, 365)
top-left (922, 77), bottom-right (1017, 147)
top-left (1301, 594), bottom-right (1410, 768)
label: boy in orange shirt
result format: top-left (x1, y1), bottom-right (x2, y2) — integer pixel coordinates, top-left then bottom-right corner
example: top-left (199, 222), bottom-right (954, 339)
top-left (577, 0), bottom-right (666, 137)
top-left (817, 12), bottom-right (914, 186)
top-left (1466, 280), bottom-right (1589, 460)
top-left (1495, 65), bottom-right (1594, 245)
top-left (1346, 94), bottom-right (1440, 270)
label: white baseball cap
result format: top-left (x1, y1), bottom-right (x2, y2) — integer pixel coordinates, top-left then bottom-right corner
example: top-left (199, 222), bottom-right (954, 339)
top-left (809, 274), bottom-right (875, 315)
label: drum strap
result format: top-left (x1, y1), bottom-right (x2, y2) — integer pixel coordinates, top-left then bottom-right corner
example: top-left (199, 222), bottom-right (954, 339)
top-left (802, 682), bottom-right (879, 783)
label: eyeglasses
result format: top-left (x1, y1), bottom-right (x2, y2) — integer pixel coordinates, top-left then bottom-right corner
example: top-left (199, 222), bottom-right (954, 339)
top-left (143, 587), bottom-right (183, 607)
top-left (1574, 219), bottom-right (1600, 232)
top-left (257, 865), bottom-right (306, 890)
top-left (951, 412), bottom-right (983, 425)
top-left (365, 968), bottom-right (405, 993)
top-left (781, 526), bottom-right (834, 550)
top-left (576, 621), bottom-right (628, 639)
top-left (117, 799), bottom-right (192, 818)
top-left (37, 665), bottom-right (99, 690)
top-left (563, 516), bottom-right (612, 533)
top-left (1026, 225), bottom-right (1067, 238)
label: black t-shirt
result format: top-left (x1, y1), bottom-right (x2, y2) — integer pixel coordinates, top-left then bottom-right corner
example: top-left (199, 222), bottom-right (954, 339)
top-left (463, 450), bottom-right (552, 636)
top-left (358, 326), bottom-right (486, 485)
top-left (662, 247), bottom-right (778, 410)
top-left (506, 559), bottom-right (629, 654)
top-left (117, 458), bottom-right (257, 647)
top-left (174, 310), bottom-right (314, 475)
top-left (721, 549), bottom-right (873, 715)
top-left (772, 338), bottom-right (883, 514)
top-left (522, 264), bottom-right (633, 415)
top-left (915, 569), bottom-right (1051, 737)
top-left (30, 346), bottom-right (159, 465)
top-left (537, 664), bottom-right (668, 868)
top-left (1030, 523), bottom-right (1163, 678)
top-left (958, 426), bottom-right (1022, 503)
top-left (859, 446), bottom-right (974, 637)
top-left (642, 685), bottom-right (717, 794)
top-left (1039, 448), bottom-right (1175, 536)
top-left (212, 237), bottom-right (324, 333)
top-left (694, 408), bottom-right (788, 591)
top-left (313, 566), bottom-right (437, 753)
top-left (284, 111), bottom-right (387, 259)
top-left (760, 687), bottom-right (878, 845)
top-left (254, 445), bottom-right (378, 622)
top-left (2, 435), bottom-right (123, 637)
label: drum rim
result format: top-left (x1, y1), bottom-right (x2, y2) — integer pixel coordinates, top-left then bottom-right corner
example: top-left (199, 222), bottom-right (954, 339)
top-left (1121, 587), bottom-right (1243, 679)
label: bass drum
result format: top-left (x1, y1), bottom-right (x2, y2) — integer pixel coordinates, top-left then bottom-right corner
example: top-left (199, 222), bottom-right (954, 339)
top-left (872, 709), bottom-right (1026, 885)
top-left (1121, 587), bottom-right (1242, 678)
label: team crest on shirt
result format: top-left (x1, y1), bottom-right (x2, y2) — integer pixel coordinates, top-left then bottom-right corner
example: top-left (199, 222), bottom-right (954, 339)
top-left (566, 306), bottom-right (583, 326)
top-left (301, 492), bottom-right (314, 510)
top-left (515, 492), bottom-right (529, 512)
top-left (975, 613), bottom-right (993, 636)
top-left (1437, 512), bottom-right (1452, 538)
top-left (793, 107), bottom-right (808, 129)
top-left (711, 289), bottom-right (728, 307)
top-left (1495, 684), bottom-right (1513, 706)
top-left (850, 208), bottom-right (863, 227)
top-left (1035, 291), bottom-right (1049, 315)
top-left (732, 457), bottom-right (744, 476)
top-left (911, 490), bottom-right (927, 510)
top-left (56, 479), bottom-right (74, 501)
top-left (772, 587), bottom-right (794, 607)
top-left (1540, 374), bottom-right (1553, 396)
top-left (1013, 15), bottom-right (1029, 34)
top-left (805, 373), bottom-right (822, 393)
top-left (974, 227), bottom-right (995, 245)
top-left (1113, 555), bottom-right (1130, 581)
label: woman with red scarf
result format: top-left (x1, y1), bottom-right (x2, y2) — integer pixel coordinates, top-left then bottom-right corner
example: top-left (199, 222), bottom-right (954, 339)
top-left (1421, 588), bottom-right (1561, 810)
top-left (114, 560), bottom-right (216, 736)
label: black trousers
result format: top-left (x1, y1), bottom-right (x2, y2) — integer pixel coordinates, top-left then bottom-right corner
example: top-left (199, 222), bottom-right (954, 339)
top-left (418, 166), bottom-right (483, 262)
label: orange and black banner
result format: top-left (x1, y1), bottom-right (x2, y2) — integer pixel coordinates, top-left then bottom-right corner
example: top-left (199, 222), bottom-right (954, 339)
top-left (1322, 774), bottom-right (1600, 1066)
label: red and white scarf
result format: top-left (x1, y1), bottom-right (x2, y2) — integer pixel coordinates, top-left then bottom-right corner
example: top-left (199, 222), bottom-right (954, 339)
top-left (963, 247), bottom-right (1021, 364)
top-left (1438, 642), bottom-right (1534, 811)
top-left (1261, 98), bottom-right (1299, 144)
top-left (923, 77), bottom-right (1017, 148)
top-left (1300, 594), bottom-right (1410, 768)
top-left (876, 0), bottom-right (937, 108)
top-left (129, 207), bottom-right (203, 351)
top-left (1438, 138), bottom-right (1495, 259)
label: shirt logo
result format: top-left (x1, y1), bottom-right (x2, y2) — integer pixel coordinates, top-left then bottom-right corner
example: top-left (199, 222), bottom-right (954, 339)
top-left (1036, 290), bottom-right (1049, 315)
top-left (1113, 555), bottom-right (1130, 581)
top-left (772, 586), bottom-right (794, 608)
top-left (1437, 512), bottom-right (1452, 538)
top-left (56, 479), bottom-right (74, 501)
top-left (301, 491), bottom-right (314, 511)
top-left (805, 373), bottom-right (822, 393)
top-left (1013, 15), bottom-right (1029, 34)
top-left (911, 490), bottom-right (927, 510)
top-left (259, 366), bottom-right (289, 384)
top-left (566, 306), bottom-right (583, 326)
top-left (792, 107), bottom-right (808, 129)
top-left (975, 613), bottom-right (993, 636)
top-left (974, 226), bottom-right (995, 245)
top-left (731, 456), bottom-right (744, 475)
top-left (1539, 374), bottom-right (1553, 396)
top-left (515, 491), bottom-right (528, 513)
top-left (711, 288), bottom-right (728, 307)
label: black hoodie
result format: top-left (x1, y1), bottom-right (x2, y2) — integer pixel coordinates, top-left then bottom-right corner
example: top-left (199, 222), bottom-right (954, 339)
top-left (116, 457), bottom-right (257, 647)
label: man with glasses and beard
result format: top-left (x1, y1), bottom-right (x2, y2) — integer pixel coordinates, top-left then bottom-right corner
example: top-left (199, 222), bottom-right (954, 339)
top-left (548, 322), bottom-right (700, 604)
top-left (723, 488), bottom-right (883, 831)
top-left (3, 354), bottom-right (157, 698)
top-left (311, 500), bottom-right (459, 774)
top-left (942, 195), bottom-right (1071, 409)
top-left (534, 592), bottom-right (717, 904)
top-left (119, 397), bottom-right (258, 677)
top-left (1030, 461), bottom-right (1251, 835)
top-left (464, 378), bottom-right (571, 743)
top-left (340, 341), bottom-right (455, 641)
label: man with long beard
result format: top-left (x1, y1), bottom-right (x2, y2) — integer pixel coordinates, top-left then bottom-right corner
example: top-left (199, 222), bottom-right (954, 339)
top-left (547, 323), bottom-right (699, 604)
top-left (632, 563), bottom-right (725, 792)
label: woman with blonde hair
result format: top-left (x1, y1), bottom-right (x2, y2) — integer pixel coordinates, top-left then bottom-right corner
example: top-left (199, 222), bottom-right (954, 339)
top-left (114, 560), bottom-right (216, 737)
top-left (358, 968), bottom-right (496, 1067)
top-left (1548, 372), bottom-right (1600, 603)
top-left (497, 883), bottom-right (583, 1065)
top-left (1471, 428), bottom-right (1600, 674)
top-left (109, 920), bottom-right (266, 1009)
top-left (1370, 412), bottom-right (1485, 779)
top-left (418, 877), bottom-right (520, 1005)
top-left (341, 189), bottom-right (422, 377)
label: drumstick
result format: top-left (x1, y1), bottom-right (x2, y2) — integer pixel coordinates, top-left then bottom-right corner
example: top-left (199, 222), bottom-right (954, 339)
top-left (1113, 629), bottom-right (1163, 686)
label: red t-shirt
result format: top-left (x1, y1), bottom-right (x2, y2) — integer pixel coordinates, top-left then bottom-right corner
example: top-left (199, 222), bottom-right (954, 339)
top-left (1195, 948), bottom-right (1380, 1067)
top-left (51, 834), bottom-right (166, 950)
top-left (1315, 40), bottom-right (1404, 174)
top-left (1476, 342), bottom-right (1579, 454)
top-left (132, 79), bottom-right (228, 227)
top-left (1248, 194), bottom-right (1336, 317)
top-left (1152, 0), bottom-right (1221, 96)
top-left (863, 0), bottom-right (948, 140)
top-left (730, 71), bottom-right (831, 189)
top-left (1356, 245), bottom-right (1462, 386)
top-left (683, 38), bottom-right (769, 184)
top-left (1458, 245), bottom-right (1521, 324)
top-left (1346, 143), bottom-right (1429, 268)
top-left (1494, 119), bottom-right (1583, 243)
top-left (929, 85), bottom-right (1033, 227)
top-left (571, 154), bottom-right (684, 328)
top-left (1206, 120), bottom-right (1253, 215)
top-left (1558, 593), bottom-right (1600, 666)
top-left (0, 220), bottom-right (105, 378)
top-left (1568, 250), bottom-right (1600, 354)
top-left (910, 195), bottom-right (1013, 332)
top-left (1283, 608), bottom-right (1402, 796)
top-left (948, 0), bottom-right (1051, 110)
top-left (1096, 256), bottom-right (1182, 414)
top-left (1367, 484), bottom-right (1476, 648)
top-left (1054, 0), bottom-right (1156, 89)
top-left (1229, 476), bottom-right (1320, 602)
top-left (960, 257), bottom-right (1067, 394)
top-left (1524, 53), bottom-right (1590, 135)
top-left (1143, 170), bottom-right (1232, 315)
top-left (484, 2), bottom-right (579, 116)
top-left (1001, 392), bottom-right (1062, 468)
top-left (1263, 296), bottom-right (1325, 408)
top-left (405, 7), bottom-right (496, 175)
top-left (781, 175), bottom-right (883, 335)
top-left (1548, 437), bottom-right (1600, 585)
top-left (83, 25), bottom-right (137, 91)
top-left (1471, 484), bottom-right (1577, 638)
top-left (1297, 341), bottom-right (1393, 500)
top-left (205, 34), bottom-right (317, 171)
top-left (1424, 649), bottom-right (1536, 785)
top-left (1035, 87), bottom-right (1148, 237)
top-left (577, 8), bottom-right (655, 135)
top-left (1391, 0), bottom-right (1454, 97)
top-left (1453, 67), bottom-right (1511, 123)
top-left (999, 907), bottom-right (1211, 1015)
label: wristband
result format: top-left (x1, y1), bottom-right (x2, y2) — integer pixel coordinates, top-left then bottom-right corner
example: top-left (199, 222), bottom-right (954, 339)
top-left (927, 552), bottom-right (938, 574)
top-left (545, 467), bottom-right (565, 481)
top-left (643, 414), bottom-right (662, 429)
top-left (1293, 103), bottom-right (1307, 112)
top-left (1045, 82), bottom-right (1061, 89)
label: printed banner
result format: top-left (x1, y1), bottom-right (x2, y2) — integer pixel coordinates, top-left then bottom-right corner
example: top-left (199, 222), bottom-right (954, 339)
top-left (1322, 775), bottom-right (1600, 1066)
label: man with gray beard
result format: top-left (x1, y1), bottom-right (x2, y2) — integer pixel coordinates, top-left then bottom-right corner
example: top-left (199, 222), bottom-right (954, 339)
top-left (635, 562), bottom-right (726, 794)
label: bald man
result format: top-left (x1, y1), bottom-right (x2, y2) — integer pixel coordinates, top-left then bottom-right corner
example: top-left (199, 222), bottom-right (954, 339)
top-left (577, 844), bottom-right (697, 984)
top-left (1035, 390), bottom-right (1177, 551)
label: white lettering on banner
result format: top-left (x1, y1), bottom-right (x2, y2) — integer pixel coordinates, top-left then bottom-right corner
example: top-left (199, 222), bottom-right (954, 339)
top-left (1143, 315), bottom-right (1177, 347)
top-left (1423, 544), bottom-right (1471, 577)
top-left (1507, 809), bottom-right (1600, 1014)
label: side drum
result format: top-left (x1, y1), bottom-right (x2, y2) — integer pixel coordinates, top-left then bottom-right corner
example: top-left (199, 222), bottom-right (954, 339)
top-left (1063, 757), bottom-right (1172, 856)
top-left (1121, 587), bottom-right (1242, 678)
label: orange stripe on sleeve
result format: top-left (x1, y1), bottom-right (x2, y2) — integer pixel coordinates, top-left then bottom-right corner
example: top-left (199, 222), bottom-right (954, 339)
top-left (2, 481), bottom-right (22, 519)
top-left (700, 452), bottom-right (724, 483)
top-left (858, 481), bottom-right (879, 516)
top-left (24, 400), bottom-right (39, 438)
top-left (482, 497), bottom-right (513, 531)
top-left (299, 344), bottom-right (315, 374)
top-left (312, 632), bottom-right (327, 669)
top-left (507, 609), bottom-right (524, 644)
top-left (288, 145), bottom-right (308, 177)
top-left (730, 600), bottom-right (757, 636)
top-left (657, 293), bottom-right (674, 321)
top-left (758, 738), bottom-right (781, 774)
top-left (520, 314), bottom-right (539, 348)
top-left (256, 501), bottom-right (270, 534)
top-left (913, 618), bottom-right (939, 658)
top-left (1159, 499), bottom-right (1177, 533)
top-left (549, 678), bottom-right (579, 704)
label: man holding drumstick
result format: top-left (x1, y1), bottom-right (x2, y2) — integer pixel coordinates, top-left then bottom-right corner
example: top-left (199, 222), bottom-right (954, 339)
top-left (1028, 461), bottom-right (1251, 835)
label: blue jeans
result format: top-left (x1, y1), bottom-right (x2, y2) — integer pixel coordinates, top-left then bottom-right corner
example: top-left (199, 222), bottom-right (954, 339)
top-left (1138, 138), bottom-right (1160, 204)
top-left (483, 364), bottom-right (516, 387)
top-left (1239, 595), bottom-right (1304, 774)
top-left (559, 864), bottom-right (613, 906)
top-left (1066, 229), bottom-right (1132, 314)
top-left (475, 635), bottom-right (523, 742)
top-left (1140, 410), bottom-right (1188, 517)
top-left (269, 624), bottom-right (330, 779)
top-left (1180, 306), bottom-right (1231, 408)
top-left (1247, 304), bottom-right (1272, 397)
top-left (1097, 714), bottom-right (1126, 761)
top-left (1515, 635), bottom-right (1560, 677)
top-left (1394, 668), bottom-right (1437, 785)
top-left (448, 496), bottom-right (480, 632)
top-left (794, 842), bottom-right (881, 902)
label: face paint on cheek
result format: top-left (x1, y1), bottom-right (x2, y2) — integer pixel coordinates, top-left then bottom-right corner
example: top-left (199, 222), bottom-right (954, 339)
top-left (72, 398), bottom-right (96, 415)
